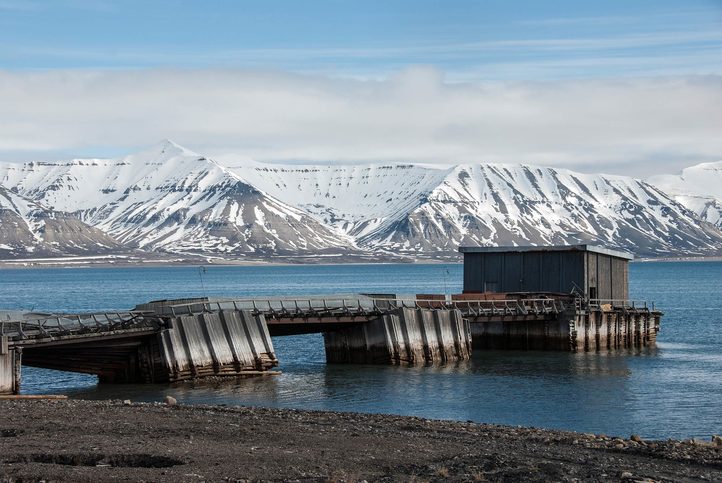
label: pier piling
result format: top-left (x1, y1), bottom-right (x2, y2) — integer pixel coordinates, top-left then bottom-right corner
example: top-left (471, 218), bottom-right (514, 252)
top-left (157, 310), bottom-right (278, 382)
top-left (470, 305), bottom-right (660, 352)
top-left (0, 337), bottom-right (20, 395)
top-left (323, 307), bottom-right (471, 365)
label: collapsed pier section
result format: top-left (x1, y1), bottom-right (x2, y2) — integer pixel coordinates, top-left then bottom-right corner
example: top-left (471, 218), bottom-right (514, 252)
top-left (156, 309), bottom-right (278, 382)
top-left (1, 307), bottom-right (278, 393)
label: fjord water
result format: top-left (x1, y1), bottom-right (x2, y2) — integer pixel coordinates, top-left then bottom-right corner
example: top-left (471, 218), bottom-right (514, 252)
top-left (2, 262), bottom-right (721, 440)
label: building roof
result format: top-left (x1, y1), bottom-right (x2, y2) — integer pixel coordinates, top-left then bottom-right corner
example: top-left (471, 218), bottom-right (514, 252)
top-left (458, 244), bottom-right (634, 260)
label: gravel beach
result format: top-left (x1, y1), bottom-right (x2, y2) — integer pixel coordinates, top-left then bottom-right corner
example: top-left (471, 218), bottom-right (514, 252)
top-left (1, 399), bottom-right (720, 482)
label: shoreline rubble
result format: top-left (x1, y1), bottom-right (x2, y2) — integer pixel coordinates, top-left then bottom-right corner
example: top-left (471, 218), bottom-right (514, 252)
top-left (1, 399), bottom-right (720, 482)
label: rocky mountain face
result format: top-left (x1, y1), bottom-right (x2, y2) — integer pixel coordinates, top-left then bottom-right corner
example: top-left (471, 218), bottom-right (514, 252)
top-left (0, 141), bottom-right (351, 259)
top-left (1, 141), bottom-right (721, 260)
top-left (233, 161), bottom-right (722, 258)
top-left (0, 186), bottom-right (121, 258)
top-left (648, 161), bottom-right (722, 230)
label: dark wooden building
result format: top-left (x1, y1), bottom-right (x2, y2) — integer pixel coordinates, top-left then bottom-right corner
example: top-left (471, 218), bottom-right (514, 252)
top-left (459, 245), bottom-right (633, 300)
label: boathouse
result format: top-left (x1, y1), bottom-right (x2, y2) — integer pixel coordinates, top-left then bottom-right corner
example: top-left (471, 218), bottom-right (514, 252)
top-left (459, 245), bottom-right (632, 300)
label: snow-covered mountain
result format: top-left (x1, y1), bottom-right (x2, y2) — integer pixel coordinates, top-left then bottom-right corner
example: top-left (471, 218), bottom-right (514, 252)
top-left (0, 186), bottom-right (120, 257)
top-left (229, 161), bottom-right (722, 258)
top-left (0, 141), bottom-right (353, 258)
top-left (648, 161), bottom-right (722, 229)
top-left (1, 140), bottom-right (721, 260)
top-left (230, 163), bottom-right (453, 239)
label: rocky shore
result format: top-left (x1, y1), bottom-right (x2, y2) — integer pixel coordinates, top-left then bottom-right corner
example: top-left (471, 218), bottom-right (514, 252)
top-left (1, 399), bottom-right (720, 482)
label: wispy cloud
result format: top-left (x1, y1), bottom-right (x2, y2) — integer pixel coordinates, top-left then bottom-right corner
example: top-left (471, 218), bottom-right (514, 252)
top-left (515, 6), bottom-right (721, 27)
top-left (2, 28), bottom-right (721, 84)
top-left (0, 68), bottom-right (720, 177)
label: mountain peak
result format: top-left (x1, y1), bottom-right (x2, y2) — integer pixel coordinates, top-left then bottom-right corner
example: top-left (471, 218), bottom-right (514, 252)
top-left (155, 138), bottom-right (194, 155)
top-left (119, 139), bottom-right (201, 165)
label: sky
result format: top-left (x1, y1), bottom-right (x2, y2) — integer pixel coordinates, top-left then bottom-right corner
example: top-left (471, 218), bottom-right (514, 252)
top-left (0, 0), bottom-right (721, 176)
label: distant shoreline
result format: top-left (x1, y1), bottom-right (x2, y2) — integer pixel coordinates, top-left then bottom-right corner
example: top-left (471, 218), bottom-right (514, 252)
top-left (0, 255), bottom-right (457, 269)
top-left (0, 254), bottom-right (720, 270)
top-left (636, 256), bottom-right (722, 263)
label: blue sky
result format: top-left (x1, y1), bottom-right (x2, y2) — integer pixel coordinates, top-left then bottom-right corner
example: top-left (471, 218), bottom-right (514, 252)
top-left (2, 0), bottom-right (721, 78)
top-left (0, 0), bottom-right (721, 174)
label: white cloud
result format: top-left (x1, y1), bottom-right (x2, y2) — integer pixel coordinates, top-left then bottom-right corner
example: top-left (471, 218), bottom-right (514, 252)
top-left (0, 68), bottom-right (720, 176)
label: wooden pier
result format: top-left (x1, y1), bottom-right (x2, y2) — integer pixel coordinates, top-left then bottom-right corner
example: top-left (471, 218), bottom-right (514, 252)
top-left (0, 295), bottom-right (661, 394)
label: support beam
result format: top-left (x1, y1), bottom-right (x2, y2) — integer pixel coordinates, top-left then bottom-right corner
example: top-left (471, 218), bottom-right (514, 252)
top-left (0, 338), bottom-right (20, 395)
top-left (157, 310), bottom-right (278, 382)
top-left (323, 308), bottom-right (471, 365)
top-left (470, 308), bottom-right (661, 352)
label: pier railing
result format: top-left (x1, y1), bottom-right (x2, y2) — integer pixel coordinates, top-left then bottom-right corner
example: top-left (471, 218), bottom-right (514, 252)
top-left (584, 299), bottom-right (656, 311)
top-left (0, 311), bottom-right (158, 342)
top-left (156, 296), bottom-right (567, 319)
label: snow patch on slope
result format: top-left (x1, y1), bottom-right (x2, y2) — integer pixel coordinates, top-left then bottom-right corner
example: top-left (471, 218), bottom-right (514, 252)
top-left (648, 161), bottom-right (722, 228)
top-left (0, 141), bottom-right (355, 256)
top-left (2, 141), bottom-right (721, 259)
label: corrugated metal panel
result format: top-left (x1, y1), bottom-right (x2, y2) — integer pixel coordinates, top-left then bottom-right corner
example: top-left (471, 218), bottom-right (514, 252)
top-left (560, 252), bottom-right (584, 295)
top-left (598, 255), bottom-right (612, 300)
top-left (463, 253), bottom-right (483, 292)
top-left (484, 255), bottom-right (503, 291)
top-left (459, 244), bottom-right (633, 260)
top-left (522, 252), bottom-right (543, 292)
top-left (502, 253), bottom-right (523, 292)
top-left (541, 251), bottom-right (561, 292)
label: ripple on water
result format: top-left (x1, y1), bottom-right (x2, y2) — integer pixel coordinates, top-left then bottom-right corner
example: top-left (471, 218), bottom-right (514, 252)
top-left (5, 262), bottom-right (722, 440)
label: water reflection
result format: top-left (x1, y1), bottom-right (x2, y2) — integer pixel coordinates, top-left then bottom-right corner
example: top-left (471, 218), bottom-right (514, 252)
top-left (9, 262), bottom-right (722, 440)
top-left (24, 335), bottom-right (639, 434)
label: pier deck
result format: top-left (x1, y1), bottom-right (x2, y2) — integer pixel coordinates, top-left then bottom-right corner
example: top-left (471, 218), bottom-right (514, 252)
top-left (1, 296), bottom-right (565, 341)
top-left (0, 295), bottom-right (660, 394)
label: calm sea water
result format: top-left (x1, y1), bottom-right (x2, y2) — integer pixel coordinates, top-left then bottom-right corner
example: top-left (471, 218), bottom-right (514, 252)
top-left (1, 262), bottom-right (721, 440)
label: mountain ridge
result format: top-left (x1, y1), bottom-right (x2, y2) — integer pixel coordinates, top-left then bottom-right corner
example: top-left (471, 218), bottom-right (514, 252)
top-left (0, 185), bottom-right (122, 257)
top-left (1, 141), bottom-right (721, 260)
top-left (647, 160), bottom-right (722, 229)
